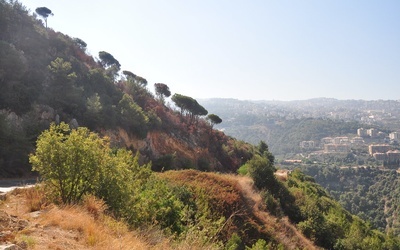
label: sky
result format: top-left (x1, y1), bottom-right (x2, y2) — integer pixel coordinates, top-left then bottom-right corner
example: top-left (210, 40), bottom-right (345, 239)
top-left (22, 0), bottom-right (400, 101)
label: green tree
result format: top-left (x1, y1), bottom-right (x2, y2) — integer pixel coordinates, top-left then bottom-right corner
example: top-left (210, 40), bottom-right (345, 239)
top-left (0, 41), bottom-right (32, 113)
top-left (118, 94), bottom-right (149, 138)
top-left (207, 114), bottom-right (222, 129)
top-left (98, 51), bottom-right (121, 80)
top-left (246, 155), bottom-right (277, 191)
top-left (45, 57), bottom-right (83, 114)
top-left (35, 7), bottom-right (53, 28)
top-left (73, 37), bottom-right (87, 50)
top-left (96, 149), bottom-right (152, 220)
top-left (257, 141), bottom-right (274, 165)
top-left (98, 51), bottom-right (121, 70)
top-left (172, 93), bottom-right (208, 122)
top-left (29, 122), bottom-right (109, 204)
top-left (122, 70), bottom-right (136, 79)
top-left (154, 83), bottom-right (171, 103)
top-left (122, 71), bottom-right (147, 86)
top-left (171, 93), bottom-right (189, 116)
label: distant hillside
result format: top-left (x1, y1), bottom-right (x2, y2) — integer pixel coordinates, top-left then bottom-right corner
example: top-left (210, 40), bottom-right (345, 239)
top-left (199, 98), bottom-right (363, 156)
top-left (302, 165), bottom-right (400, 236)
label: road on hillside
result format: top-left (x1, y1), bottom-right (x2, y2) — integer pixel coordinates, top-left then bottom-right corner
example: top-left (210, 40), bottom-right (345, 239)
top-left (0, 179), bottom-right (37, 193)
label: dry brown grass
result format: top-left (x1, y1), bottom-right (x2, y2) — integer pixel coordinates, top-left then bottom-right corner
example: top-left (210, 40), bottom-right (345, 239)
top-left (82, 194), bottom-right (107, 220)
top-left (36, 205), bottom-right (154, 249)
top-left (0, 185), bottom-right (220, 250)
top-left (23, 186), bottom-right (48, 212)
top-left (0, 189), bottom-right (169, 249)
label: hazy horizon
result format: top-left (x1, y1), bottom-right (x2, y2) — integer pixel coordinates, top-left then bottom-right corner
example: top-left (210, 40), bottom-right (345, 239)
top-left (199, 97), bottom-right (400, 102)
top-left (24, 0), bottom-right (400, 101)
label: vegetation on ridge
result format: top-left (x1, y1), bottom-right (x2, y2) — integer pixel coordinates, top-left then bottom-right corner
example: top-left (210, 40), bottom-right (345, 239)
top-left (0, 0), bottom-right (250, 177)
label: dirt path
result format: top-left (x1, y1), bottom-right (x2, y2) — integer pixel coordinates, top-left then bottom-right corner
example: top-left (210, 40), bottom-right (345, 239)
top-left (236, 176), bottom-right (318, 250)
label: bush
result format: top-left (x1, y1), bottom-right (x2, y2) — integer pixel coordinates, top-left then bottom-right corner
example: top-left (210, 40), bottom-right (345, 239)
top-left (246, 155), bottom-right (277, 191)
top-left (30, 122), bottom-right (110, 203)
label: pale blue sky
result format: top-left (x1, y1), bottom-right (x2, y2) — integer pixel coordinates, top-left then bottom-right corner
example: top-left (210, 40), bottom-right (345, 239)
top-left (23, 0), bottom-right (400, 101)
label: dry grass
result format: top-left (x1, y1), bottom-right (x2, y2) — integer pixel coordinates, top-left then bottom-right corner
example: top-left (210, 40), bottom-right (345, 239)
top-left (0, 185), bottom-right (220, 250)
top-left (0, 189), bottom-right (166, 249)
top-left (23, 186), bottom-right (48, 212)
top-left (36, 205), bottom-right (155, 249)
top-left (82, 195), bottom-right (107, 220)
top-left (236, 175), bottom-right (318, 250)
top-left (162, 171), bottom-right (318, 249)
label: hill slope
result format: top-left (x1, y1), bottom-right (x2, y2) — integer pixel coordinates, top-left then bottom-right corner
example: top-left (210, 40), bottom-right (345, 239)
top-left (0, 1), bottom-right (251, 177)
top-left (3, 170), bottom-right (400, 249)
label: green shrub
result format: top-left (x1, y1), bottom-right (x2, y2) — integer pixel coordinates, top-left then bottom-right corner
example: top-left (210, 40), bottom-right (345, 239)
top-left (225, 233), bottom-right (242, 250)
top-left (30, 122), bottom-right (109, 203)
top-left (237, 164), bottom-right (248, 175)
top-left (246, 155), bottom-right (277, 191)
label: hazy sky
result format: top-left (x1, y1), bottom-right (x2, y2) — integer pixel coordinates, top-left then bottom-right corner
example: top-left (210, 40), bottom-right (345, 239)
top-left (23, 0), bottom-right (400, 101)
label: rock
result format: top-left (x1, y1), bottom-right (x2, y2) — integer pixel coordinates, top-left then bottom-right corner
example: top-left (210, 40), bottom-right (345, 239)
top-left (0, 210), bottom-right (28, 231)
top-left (0, 244), bottom-right (22, 250)
top-left (29, 211), bottom-right (41, 218)
top-left (39, 105), bottom-right (55, 121)
top-left (69, 118), bottom-right (79, 129)
top-left (0, 192), bottom-right (6, 201)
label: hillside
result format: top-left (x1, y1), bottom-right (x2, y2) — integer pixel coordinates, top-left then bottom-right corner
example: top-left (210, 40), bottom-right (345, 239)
top-left (1, 1), bottom-right (400, 249)
top-left (301, 165), bottom-right (400, 236)
top-left (199, 99), bottom-right (362, 156)
top-left (0, 1), bottom-right (250, 177)
top-left (2, 169), bottom-right (400, 249)
top-left (0, 173), bottom-right (317, 250)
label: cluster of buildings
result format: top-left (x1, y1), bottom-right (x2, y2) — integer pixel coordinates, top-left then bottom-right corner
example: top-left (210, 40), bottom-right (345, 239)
top-left (300, 136), bottom-right (364, 153)
top-left (369, 145), bottom-right (400, 162)
top-left (300, 127), bottom-right (400, 161)
top-left (357, 128), bottom-right (387, 138)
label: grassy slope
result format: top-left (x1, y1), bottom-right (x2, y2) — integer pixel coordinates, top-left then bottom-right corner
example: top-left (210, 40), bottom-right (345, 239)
top-left (0, 187), bottom-right (213, 250)
top-left (160, 170), bottom-right (317, 249)
top-left (0, 171), bottom-right (318, 250)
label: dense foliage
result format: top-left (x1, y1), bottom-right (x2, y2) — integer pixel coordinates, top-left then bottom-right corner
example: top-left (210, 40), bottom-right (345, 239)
top-left (301, 165), bottom-right (400, 236)
top-left (29, 124), bottom-right (276, 248)
top-left (282, 170), bottom-right (400, 249)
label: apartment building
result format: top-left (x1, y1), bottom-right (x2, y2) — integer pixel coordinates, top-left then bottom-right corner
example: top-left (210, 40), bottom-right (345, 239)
top-left (389, 132), bottom-right (400, 141)
top-left (300, 141), bottom-right (315, 148)
top-left (368, 144), bottom-right (390, 155)
top-left (324, 144), bottom-right (349, 153)
top-left (357, 128), bottom-right (368, 137)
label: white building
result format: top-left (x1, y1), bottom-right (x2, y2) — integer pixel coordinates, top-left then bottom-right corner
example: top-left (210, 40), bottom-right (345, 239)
top-left (300, 141), bottom-right (315, 148)
top-left (368, 144), bottom-right (390, 155)
top-left (357, 128), bottom-right (368, 137)
top-left (321, 137), bottom-right (333, 144)
top-left (389, 132), bottom-right (400, 141)
top-left (351, 137), bottom-right (365, 145)
top-left (367, 128), bottom-right (378, 138)
top-left (333, 137), bottom-right (349, 144)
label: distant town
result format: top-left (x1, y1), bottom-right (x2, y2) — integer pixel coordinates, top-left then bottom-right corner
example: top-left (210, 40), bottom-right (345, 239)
top-left (299, 127), bottom-right (400, 167)
top-left (201, 98), bottom-right (400, 170)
